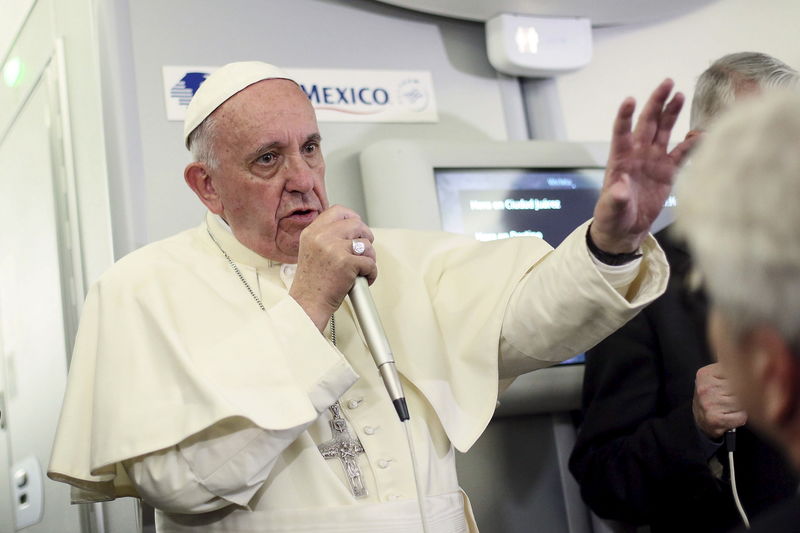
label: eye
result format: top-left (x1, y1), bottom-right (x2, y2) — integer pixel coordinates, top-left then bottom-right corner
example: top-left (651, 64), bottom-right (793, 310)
top-left (257, 152), bottom-right (278, 165)
top-left (303, 142), bottom-right (319, 155)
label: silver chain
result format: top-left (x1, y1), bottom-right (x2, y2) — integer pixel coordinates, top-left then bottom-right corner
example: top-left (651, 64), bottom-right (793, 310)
top-left (207, 228), bottom-right (265, 311)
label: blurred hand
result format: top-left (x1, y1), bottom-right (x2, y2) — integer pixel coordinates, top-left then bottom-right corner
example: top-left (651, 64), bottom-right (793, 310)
top-left (289, 205), bottom-right (377, 331)
top-left (693, 362), bottom-right (748, 439)
top-left (590, 79), bottom-right (699, 254)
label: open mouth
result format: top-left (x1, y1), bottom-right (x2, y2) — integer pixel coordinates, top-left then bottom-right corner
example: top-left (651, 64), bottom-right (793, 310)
top-left (285, 208), bottom-right (318, 223)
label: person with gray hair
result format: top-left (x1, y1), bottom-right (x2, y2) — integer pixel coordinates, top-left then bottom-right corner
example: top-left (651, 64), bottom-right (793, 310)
top-left (570, 52), bottom-right (799, 533)
top-left (690, 51), bottom-right (799, 131)
top-left (675, 89), bottom-right (800, 533)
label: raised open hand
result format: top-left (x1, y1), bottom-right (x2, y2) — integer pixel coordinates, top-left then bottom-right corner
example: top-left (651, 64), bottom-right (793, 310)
top-left (590, 79), bottom-right (698, 254)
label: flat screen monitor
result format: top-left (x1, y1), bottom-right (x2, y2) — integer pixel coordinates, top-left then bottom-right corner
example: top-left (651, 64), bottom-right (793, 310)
top-left (436, 167), bottom-right (604, 245)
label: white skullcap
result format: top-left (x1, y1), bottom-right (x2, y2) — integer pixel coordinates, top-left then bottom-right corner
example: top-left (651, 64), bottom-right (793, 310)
top-left (183, 61), bottom-right (296, 149)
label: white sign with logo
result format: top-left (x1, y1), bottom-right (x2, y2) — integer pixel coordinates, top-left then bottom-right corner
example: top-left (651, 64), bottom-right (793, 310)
top-left (290, 68), bottom-right (438, 123)
top-left (162, 66), bottom-right (438, 123)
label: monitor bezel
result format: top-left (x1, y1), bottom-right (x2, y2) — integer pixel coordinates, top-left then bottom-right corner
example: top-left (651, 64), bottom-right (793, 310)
top-left (359, 139), bottom-right (609, 231)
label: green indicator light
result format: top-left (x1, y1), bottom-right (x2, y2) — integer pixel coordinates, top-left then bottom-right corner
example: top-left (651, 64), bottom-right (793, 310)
top-left (3, 57), bottom-right (24, 88)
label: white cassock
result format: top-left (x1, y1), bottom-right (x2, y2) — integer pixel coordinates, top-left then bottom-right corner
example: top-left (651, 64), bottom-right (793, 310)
top-left (49, 213), bottom-right (668, 532)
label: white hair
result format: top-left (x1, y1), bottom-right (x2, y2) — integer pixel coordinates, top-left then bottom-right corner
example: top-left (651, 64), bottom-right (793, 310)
top-left (675, 90), bottom-right (800, 350)
top-left (187, 114), bottom-right (219, 170)
top-left (690, 52), bottom-right (799, 130)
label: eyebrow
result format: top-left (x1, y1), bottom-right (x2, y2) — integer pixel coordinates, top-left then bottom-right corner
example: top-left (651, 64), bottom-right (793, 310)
top-left (246, 133), bottom-right (323, 162)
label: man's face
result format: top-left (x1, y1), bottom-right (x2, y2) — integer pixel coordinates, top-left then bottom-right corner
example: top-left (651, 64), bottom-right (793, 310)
top-left (207, 79), bottom-right (327, 263)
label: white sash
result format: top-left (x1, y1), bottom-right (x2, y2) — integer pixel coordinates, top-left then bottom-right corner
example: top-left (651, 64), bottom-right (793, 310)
top-left (156, 490), bottom-right (472, 532)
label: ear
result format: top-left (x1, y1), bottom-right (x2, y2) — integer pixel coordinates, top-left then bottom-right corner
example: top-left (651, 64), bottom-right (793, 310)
top-left (184, 162), bottom-right (223, 214)
top-left (747, 325), bottom-right (800, 428)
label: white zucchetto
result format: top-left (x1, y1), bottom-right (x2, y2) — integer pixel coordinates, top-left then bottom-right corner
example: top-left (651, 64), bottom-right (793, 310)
top-left (183, 61), bottom-right (296, 148)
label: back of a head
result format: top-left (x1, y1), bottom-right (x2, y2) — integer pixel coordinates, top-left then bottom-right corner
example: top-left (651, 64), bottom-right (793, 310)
top-left (690, 52), bottom-right (799, 130)
top-left (676, 90), bottom-right (800, 350)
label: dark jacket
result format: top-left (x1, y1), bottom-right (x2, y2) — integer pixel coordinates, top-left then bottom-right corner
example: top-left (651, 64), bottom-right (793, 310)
top-left (731, 496), bottom-right (800, 533)
top-left (569, 228), bottom-right (797, 533)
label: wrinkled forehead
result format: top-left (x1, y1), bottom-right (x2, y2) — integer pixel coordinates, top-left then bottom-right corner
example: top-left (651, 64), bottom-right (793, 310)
top-left (207, 80), bottom-right (320, 156)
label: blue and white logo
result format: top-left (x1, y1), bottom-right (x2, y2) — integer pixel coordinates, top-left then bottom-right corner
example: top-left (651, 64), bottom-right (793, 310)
top-left (396, 78), bottom-right (429, 112)
top-left (163, 66), bottom-right (217, 121)
top-left (170, 72), bottom-right (210, 106)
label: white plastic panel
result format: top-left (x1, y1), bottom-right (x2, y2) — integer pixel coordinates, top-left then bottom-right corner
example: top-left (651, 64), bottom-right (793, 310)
top-left (11, 455), bottom-right (43, 529)
top-left (0, 68), bottom-right (81, 533)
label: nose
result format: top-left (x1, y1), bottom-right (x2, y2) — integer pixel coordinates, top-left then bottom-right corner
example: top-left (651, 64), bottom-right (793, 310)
top-left (283, 154), bottom-right (315, 193)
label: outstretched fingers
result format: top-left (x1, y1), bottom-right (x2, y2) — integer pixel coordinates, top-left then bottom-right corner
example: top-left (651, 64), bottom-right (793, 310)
top-left (632, 78), bottom-right (675, 146)
top-left (653, 91), bottom-right (685, 148)
top-left (608, 97), bottom-right (637, 160)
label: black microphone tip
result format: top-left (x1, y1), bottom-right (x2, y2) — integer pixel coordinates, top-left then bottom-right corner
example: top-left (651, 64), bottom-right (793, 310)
top-left (393, 398), bottom-right (410, 421)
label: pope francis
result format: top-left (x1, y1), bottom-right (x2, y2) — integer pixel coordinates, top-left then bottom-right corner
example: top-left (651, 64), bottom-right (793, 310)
top-left (48, 61), bottom-right (695, 532)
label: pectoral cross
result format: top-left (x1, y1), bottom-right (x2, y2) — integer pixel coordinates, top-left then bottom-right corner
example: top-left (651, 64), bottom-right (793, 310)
top-left (318, 402), bottom-right (368, 498)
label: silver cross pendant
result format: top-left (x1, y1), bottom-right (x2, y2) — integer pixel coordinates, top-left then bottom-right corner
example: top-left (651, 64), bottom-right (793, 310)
top-left (318, 402), bottom-right (368, 498)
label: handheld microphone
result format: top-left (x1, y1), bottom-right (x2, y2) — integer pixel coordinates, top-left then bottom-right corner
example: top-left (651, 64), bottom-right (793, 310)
top-left (725, 428), bottom-right (737, 452)
top-left (348, 277), bottom-right (410, 421)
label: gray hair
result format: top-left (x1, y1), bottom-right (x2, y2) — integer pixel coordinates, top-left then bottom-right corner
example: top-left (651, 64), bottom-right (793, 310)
top-left (187, 114), bottom-right (219, 170)
top-left (690, 52), bottom-right (799, 130)
top-left (675, 90), bottom-right (800, 351)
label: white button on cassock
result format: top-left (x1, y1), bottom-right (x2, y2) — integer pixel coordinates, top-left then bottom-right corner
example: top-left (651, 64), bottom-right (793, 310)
top-left (378, 459), bottom-right (391, 469)
top-left (363, 426), bottom-right (375, 435)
